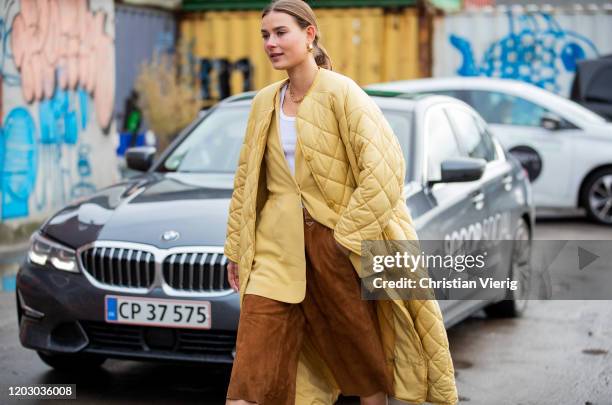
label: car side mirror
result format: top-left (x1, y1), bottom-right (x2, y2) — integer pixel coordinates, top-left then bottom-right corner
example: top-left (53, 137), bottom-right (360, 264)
top-left (126, 146), bottom-right (157, 171)
top-left (540, 113), bottom-right (562, 131)
top-left (428, 157), bottom-right (486, 186)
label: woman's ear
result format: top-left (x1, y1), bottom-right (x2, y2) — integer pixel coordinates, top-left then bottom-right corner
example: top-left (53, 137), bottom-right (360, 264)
top-left (306, 25), bottom-right (316, 44)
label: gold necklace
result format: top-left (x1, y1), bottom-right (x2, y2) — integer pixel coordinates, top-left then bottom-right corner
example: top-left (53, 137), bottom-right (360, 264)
top-left (287, 82), bottom-right (304, 103)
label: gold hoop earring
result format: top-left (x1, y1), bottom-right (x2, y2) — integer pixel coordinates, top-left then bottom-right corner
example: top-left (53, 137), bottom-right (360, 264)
top-left (307, 43), bottom-right (314, 53)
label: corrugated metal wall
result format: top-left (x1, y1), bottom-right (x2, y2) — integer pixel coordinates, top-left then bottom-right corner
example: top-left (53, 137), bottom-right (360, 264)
top-left (115, 4), bottom-right (176, 124)
top-left (179, 7), bottom-right (420, 102)
top-left (433, 5), bottom-right (612, 96)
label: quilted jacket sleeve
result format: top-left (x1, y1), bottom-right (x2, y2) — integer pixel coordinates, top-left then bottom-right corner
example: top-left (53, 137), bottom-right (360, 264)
top-left (223, 106), bottom-right (257, 264)
top-left (333, 84), bottom-right (406, 255)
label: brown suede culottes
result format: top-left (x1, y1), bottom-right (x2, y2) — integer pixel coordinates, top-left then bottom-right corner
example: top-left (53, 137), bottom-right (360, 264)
top-left (226, 208), bottom-right (394, 404)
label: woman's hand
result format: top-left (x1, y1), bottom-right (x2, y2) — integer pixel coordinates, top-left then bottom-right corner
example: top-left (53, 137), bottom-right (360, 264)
top-left (227, 261), bottom-right (240, 292)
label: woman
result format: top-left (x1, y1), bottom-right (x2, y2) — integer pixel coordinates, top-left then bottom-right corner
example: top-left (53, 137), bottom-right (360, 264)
top-left (223, 1), bottom-right (458, 404)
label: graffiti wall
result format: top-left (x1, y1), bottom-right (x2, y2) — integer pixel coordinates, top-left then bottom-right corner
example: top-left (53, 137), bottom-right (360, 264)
top-left (433, 6), bottom-right (612, 96)
top-left (0, 0), bottom-right (118, 225)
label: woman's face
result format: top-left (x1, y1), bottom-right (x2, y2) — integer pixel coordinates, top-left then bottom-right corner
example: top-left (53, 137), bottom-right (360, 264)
top-left (261, 11), bottom-right (313, 70)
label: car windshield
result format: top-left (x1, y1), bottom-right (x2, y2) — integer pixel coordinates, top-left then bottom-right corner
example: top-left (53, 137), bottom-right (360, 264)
top-left (411, 86), bottom-right (607, 125)
top-left (159, 102), bottom-right (414, 179)
top-left (160, 105), bottom-right (250, 173)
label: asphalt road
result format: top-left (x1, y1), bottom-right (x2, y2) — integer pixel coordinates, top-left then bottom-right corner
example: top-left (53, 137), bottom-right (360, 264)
top-left (1, 215), bottom-right (611, 405)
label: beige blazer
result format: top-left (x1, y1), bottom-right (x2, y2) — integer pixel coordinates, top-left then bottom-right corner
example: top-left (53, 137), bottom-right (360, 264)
top-left (245, 82), bottom-right (360, 303)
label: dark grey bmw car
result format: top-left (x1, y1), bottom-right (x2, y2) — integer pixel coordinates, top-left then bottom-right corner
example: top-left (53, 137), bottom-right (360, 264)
top-left (16, 90), bottom-right (535, 371)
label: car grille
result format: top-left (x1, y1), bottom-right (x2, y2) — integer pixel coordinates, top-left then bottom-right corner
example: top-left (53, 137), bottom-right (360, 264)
top-left (162, 252), bottom-right (231, 292)
top-left (81, 321), bottom-right (236, 357)
top-left (79, 245), bottom-right (231, 293)
top-left (80, 247), bottom-right (156, 288)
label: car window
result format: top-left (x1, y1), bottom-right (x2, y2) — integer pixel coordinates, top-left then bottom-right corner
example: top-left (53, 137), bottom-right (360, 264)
top-left (419, 89), bottom-right (552, 127)
top-left (413, 89), bottom-right (470, 103)
top-left (161, 106), bottom-right (249, 173)
top-left (159, 104), bottom-right (414, 176)
top-left (467, 90), bottom-right (550, 127)
top-left (421, 89), bottom-right (467, 100)
top-left (426, 108), bottom-right (464, 181)
top-left (379, 109), bottom-right (413, 179)
top-left (474, 116), bottom-right (502, 160)
top-left (446, 108), bottom-right (497, 162)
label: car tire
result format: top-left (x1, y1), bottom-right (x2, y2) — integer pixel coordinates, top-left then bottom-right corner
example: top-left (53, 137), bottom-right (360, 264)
top-left (484, 217), bottom-right (532, 318)
top-left (581, 168), bottom-right (612, 225)
top-left (37, 351), bottom-right (106, 371)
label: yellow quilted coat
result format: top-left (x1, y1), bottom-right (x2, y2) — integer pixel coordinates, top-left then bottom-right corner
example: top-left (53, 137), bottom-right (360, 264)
top-left (224, 67), bottom-right (458, 405)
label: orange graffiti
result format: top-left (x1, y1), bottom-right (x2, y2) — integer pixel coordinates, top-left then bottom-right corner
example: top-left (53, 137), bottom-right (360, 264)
top-left (11, 0), bottom-right (115, 129)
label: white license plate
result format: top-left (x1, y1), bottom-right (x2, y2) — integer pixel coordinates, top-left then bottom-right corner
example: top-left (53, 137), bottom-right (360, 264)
top-left (105, 295), bottom-right (211, 329)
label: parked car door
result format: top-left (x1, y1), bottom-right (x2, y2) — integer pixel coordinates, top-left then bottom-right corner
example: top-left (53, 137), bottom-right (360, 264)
top-left (445, 105), bottom-right (514, 301)
top-left (416, 104), bottom-right (489, 301)
top-left (453, 89), bottom-right (576, 208)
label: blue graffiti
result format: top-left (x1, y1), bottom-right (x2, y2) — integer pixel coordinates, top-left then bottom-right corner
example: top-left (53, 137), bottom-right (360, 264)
top-left (450, 12), bottom-right (599, 93)
top-left (39, 88), bottom-right (81, 145)
top-left (71, 144), bottom-right (96, 199)
top-left (0, 107), bottom-right (37, 220)
top-left (33, 87), bottom-right (96, 212)
top-left (78, 88), bottom-right (89, 130)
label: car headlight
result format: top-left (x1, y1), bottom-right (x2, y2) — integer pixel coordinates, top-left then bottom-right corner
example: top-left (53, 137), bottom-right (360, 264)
top-left (28, 232), bottom-right (79, 273)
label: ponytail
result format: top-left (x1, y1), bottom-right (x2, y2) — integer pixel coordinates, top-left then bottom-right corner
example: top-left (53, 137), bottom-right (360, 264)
top-left (313, 41), bottom-right (333, 70)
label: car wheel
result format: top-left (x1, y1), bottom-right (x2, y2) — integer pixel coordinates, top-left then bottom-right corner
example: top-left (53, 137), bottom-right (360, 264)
top-left (484, 217), bottom-right (532, 318)
top-left (581, 168), bottom-right (612, 225)
top-left (37, 351), bottom-right (106, 371)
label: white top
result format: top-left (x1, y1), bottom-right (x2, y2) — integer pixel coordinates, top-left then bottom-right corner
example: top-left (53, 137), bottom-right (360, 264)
top-left (279, 83), bottom-right (297, 175)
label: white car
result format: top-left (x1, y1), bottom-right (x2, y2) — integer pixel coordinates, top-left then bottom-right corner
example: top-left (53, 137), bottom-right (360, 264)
top-left (365, 77), bottom-right (612, 225)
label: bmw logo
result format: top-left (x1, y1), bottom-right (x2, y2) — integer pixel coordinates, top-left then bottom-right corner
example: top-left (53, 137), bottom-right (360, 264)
top-left (161, 230), bottom-right (180, 241)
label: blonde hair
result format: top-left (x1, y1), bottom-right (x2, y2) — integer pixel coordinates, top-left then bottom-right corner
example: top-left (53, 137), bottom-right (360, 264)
top-left (262, 0), bottom-right (333, 70)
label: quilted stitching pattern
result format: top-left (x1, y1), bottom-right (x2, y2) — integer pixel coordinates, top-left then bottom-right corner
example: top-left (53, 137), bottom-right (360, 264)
top-left (223, 110), bottom-right (255, 263)
top-left (224, 69), bottom-right (457, 405)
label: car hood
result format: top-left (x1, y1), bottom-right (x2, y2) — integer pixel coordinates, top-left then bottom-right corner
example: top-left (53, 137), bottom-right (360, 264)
top-left (42, 172), bottom-right (235, 250)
